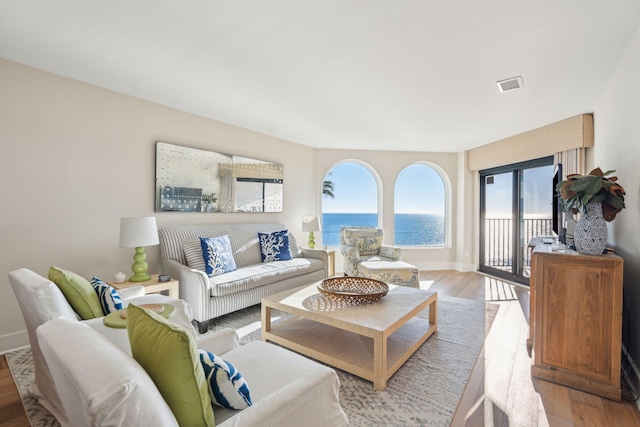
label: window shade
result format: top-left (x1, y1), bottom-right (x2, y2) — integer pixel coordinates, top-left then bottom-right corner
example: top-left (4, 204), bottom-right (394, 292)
top-left (467, 114), bottom-right (593, 171)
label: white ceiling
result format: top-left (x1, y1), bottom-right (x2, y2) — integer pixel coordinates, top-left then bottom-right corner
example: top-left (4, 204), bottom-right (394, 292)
top-left (1, 1), bottom-right (640, 152)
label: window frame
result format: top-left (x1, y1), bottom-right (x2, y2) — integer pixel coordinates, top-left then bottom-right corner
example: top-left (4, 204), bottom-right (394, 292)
top-left (393, 162), bottom-right (452, 248)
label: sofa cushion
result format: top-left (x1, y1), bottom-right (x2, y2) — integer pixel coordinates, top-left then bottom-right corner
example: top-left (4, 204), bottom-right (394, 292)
top-left (214, 340), bottom-right (349, 426)
top-left (48, 266), bottom-right (104, 320)
top-left (127, 304), bottom-right (215, 427)
top-left (258, 230), bottom-right (292, 262)
top-left (91, 277), bottom-right (123, 315)
top-left (182, 239), bottom-right (207, 271)
top-left (37, 317), bottom-right (179, 427)
top-left (209, 258), bottom-right (324, 297)
top-left (199, 348), bottom-right (252, 409)
top-left (200, 235), bottom-right (237, 277)
top-left (289, 233), bottom-right (303, 258)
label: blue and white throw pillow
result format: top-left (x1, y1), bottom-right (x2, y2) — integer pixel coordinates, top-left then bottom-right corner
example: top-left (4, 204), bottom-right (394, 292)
top-left (90, 277), bottom-right (123, 315)
top-left (198, 349), bottom-right (252, 409)
top-left (258, 230), bottom-right (292, 262)
top-left (200, 235), bottom-right (237, 277)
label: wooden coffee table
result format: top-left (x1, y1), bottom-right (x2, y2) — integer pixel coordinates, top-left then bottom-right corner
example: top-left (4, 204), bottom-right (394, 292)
top-left (261, 282), bottom-right (437, 390)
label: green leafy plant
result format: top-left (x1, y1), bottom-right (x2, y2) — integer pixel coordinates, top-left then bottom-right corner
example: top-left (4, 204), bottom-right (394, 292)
top-left (556, 167), bottom-right (625, 221)
top-left (323, 173), bottom-right (335, 199)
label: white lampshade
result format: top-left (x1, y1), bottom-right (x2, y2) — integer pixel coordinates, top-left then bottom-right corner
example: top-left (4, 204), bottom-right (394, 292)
top-left (119, 217), bottom-right (160, 248)
top-left (302, 215), bottom-right (321, 232)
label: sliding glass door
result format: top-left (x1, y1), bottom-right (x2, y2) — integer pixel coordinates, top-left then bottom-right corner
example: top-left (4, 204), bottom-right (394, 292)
top-left (480, 157), bottom-right (554, 285)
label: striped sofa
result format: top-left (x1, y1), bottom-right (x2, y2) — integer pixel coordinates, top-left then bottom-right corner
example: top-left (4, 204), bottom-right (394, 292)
top-left (159, 222), bottom-right (328, 333)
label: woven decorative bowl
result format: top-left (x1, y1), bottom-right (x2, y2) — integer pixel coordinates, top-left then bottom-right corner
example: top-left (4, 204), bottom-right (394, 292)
top-left (317, 277), bottom-right (389, 304)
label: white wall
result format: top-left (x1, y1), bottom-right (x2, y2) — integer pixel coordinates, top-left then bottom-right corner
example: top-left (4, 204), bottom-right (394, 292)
top-left (315, 149), bottom-right (462, 272)
top-left (593, 27), bottom-right (640, 371)
top-left (0, 59), bottom-right (317, 352)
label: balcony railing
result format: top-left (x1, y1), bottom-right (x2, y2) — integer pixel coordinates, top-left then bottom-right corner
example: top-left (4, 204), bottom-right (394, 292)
top-left (484, 217), bottom-right (553, 269)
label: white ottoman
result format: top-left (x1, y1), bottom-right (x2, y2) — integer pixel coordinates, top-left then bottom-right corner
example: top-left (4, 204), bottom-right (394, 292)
top-left (357, 260), bottom-right (420, 288)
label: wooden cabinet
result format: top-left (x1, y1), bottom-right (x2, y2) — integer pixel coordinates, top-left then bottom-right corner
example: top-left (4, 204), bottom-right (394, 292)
top-left (529, 245), bottom-right (623, 400)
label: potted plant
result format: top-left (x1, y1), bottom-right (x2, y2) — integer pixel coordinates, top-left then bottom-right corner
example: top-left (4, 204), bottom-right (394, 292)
top-left (557, 167), bottom-right (625, 221)
top-left (556, 167), bottom-right (625, 255)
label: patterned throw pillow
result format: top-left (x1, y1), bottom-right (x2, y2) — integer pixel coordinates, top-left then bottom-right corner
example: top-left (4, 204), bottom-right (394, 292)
top-left (258, 230), bottom-right (292, 262)
top-left (198, 349), bottom-right (252, 410)
top-left (200, 236), bottom-right (237, 277)
top-left (91, 277), bottom-right (123, 315)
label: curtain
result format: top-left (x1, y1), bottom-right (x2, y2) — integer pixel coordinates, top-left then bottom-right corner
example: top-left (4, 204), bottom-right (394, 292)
top-left (554, 147), bottom-right (587, 178)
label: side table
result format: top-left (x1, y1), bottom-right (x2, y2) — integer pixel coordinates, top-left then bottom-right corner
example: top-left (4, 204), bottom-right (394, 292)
top-left (109, 273), bottom-right (179, 299)
top-left (327, 250), bottom-right (336, 276)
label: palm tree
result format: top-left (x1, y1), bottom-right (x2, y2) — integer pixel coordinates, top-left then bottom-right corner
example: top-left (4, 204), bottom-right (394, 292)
top-left (323, 174), bottom-right (335, 198)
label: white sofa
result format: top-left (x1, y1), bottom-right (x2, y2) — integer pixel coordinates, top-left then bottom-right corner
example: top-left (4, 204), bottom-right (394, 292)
top-left (11, 268), bottom-right (349, 426)
top-left (159, 222), bottom-right (328, 332)
top-left (37, 318), bottom-right (348, 427)
top-left (8, 268), bottom-right (199, 424)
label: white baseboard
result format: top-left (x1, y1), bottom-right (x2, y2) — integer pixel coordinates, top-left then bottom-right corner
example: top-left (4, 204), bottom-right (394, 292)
top-left (0, 329), bottom-right (29, 354)
top-left (455, 262), bottom-right (477, 272)
top-left (412, 262), bottom-right (460, 271)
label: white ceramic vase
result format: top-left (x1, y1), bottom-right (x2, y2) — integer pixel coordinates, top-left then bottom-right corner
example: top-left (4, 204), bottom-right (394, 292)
top-left (574, 202), bottom-right (608, 255)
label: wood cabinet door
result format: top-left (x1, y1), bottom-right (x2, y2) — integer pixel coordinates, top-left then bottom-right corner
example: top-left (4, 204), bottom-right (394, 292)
top-left (533, 253), bottom-right (622, 395)
top-left (540, 260), bottom-right (613, 380)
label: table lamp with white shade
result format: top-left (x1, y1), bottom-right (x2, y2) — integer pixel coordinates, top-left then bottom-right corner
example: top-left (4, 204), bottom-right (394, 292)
top-left (119, 217), bottom-right (159, 282)
top-left (302, 215), bottom-right (321, 249)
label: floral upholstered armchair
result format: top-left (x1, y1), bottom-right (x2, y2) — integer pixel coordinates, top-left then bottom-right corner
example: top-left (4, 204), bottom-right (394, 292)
top-left (339, 227), bottom-right (404, 276)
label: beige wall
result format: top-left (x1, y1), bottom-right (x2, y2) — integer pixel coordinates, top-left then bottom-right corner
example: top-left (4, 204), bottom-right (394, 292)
top-left (0, 59), bottom-right (469, 353)
top-left (593, 26), bottom-right (640, 375)
top-left (0, 59), bottom-right (317, 351)
top-left (5, 30), bottom-right (638, 359)
top-left (315, 149), bottom-right (465, 272)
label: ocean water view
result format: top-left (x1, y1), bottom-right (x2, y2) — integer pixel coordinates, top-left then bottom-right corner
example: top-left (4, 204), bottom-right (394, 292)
top-left (322, 213), bottom-right (445, 247)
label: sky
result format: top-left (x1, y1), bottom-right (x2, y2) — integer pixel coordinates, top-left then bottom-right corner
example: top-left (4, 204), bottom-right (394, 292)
top-left (321, 162), bottom-right (554, 216)
top-left (485, 164), bottom-right (553, 216)
top-left (321, 163), bottom-right (445, 214)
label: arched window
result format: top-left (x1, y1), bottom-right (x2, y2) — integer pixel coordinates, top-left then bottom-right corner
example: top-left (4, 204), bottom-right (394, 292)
top-left (394, 164), bottom-right (446, 246)
top-left (321, 162), bottom-right (379, 247)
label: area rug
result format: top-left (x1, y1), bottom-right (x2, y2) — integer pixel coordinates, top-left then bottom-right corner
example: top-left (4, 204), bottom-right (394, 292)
top-left (6, 348), bottom-right (59, 427)
top-left (7, 295), bottom-right (497, 427)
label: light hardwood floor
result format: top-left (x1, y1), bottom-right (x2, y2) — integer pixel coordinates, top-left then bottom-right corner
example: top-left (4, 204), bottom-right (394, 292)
top-left (1, 270), bottom-right (639, 426)
top-left (0, 353), bottom-right (29, 426)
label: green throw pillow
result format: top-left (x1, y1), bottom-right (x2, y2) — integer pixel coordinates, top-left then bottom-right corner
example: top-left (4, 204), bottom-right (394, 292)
top-left (48, 266), bottom-right (103, 320)
top-left (126, 304), bottom-right (215, 427)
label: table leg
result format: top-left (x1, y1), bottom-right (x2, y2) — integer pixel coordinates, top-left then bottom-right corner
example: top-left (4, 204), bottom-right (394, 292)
top-left (261, 305), bottom-right (272, 341)
top-left (429, 295), bottom-right (438, 332)
top-left (167, 283), bottom-right (179, 299)
top-left (328, 251), bottom-right (336, 276)
top-left (373, 331), bottom-right (388, 390)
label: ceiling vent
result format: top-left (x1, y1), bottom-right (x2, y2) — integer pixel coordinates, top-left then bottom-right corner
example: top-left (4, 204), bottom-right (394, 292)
top-left (496, 76), bottom-right (523, 93)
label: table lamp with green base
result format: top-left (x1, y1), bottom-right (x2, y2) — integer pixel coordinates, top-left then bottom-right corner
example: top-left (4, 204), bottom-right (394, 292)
top-left (302, 215), bottom-right (321, 249)
top-left (119, 216), bottom-right (159, 282)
